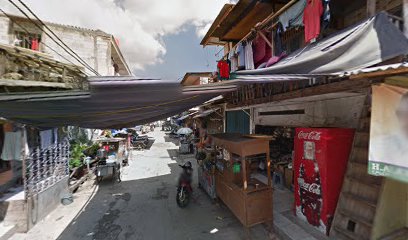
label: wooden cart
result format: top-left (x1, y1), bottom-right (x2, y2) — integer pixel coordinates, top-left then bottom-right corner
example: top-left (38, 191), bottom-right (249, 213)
top-left (212, 133), bottom-right (273, 227)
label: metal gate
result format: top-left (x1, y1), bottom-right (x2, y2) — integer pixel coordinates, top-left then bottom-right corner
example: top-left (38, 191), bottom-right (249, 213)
top-left (25, 141), bottom-right (70, 198)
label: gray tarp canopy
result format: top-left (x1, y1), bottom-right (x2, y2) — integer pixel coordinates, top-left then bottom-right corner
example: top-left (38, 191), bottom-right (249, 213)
top-left (0, 12), bottom-right (407, 129)
top-left (0, 77), bottom-right (236, 129)
top-left (237, 12), bottom-right (408, 75)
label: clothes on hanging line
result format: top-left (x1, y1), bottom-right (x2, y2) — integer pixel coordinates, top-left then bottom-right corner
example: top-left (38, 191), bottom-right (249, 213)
top-left (235, 43), bottom-right (246, 70)
top-left (40, 129), bottom-right (53, 149)
top-left (274, 22), bottom-right (285, 56)
top-left (1, 131), bottom-right (23, 161)
top-left (253, 32), bottom-right (272, 68)
top-left (279, 0), bottom-right (307, 31)
top-left (303, 0), bottom-right (323, 43)
top-left (217, 60), bottom-right (230, 80)
top-left (53, 128), bottom-right (58, 144)
top-left (228, 49), bottom-right (238, 72)
top-left (244, 41), bottom-right (255, 70)
top-left (266, 52), bottom-right (288, 68)
top-left (31, 39), bottom-right (39, 51)
top-left (321, 0), bottom-right (331, 30)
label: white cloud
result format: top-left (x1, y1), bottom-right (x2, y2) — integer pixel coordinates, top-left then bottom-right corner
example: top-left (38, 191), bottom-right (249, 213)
top-left (2, 0), bottom-right (228, 70)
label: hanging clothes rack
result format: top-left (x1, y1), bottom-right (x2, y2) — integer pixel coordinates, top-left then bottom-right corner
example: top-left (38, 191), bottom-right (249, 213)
top-left (220, 0), bottom-right (300, 60)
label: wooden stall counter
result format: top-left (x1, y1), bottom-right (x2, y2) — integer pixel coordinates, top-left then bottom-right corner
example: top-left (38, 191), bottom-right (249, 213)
top-left (212, 133), bottom-right (273, 227)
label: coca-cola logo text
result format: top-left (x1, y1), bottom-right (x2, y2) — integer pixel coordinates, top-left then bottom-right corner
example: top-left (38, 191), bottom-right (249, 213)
top-left (298, 131), bottom-right (322, 141)
top-left (298, 178), bottom-right (321, 195)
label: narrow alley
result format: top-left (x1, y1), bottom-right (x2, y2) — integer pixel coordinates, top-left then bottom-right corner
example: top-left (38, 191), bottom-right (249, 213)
top-left (11, 129), bottom-right (272, 240)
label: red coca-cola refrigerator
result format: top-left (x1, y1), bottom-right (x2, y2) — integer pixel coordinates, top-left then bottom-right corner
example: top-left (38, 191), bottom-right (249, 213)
top-left (294, 128), bottom-right (355, 235)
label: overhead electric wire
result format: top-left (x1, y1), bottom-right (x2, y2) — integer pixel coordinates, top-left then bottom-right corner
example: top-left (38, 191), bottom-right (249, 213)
top-left (0, 8), bottom-right (89, 76)
top-left (7, 0), bottom-right (100, 75)
top-left (14, 0), bottom-right (99, 75)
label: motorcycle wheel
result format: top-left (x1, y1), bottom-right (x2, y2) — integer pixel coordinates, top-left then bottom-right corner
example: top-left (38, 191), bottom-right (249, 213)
top-left (176, 187), bottom-right (190, 208)
top-left (97, 176), bottom-right (103, 182)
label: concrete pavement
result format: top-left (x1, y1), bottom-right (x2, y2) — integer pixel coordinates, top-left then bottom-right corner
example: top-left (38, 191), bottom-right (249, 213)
top-left (10, 129), bottom-right (276, 240)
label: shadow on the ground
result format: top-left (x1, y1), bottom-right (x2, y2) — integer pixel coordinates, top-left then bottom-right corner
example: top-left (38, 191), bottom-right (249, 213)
top-left (56, 144), bottom-right (269, 240)
top-left (145, 138), bottom-right (155, 150)
top-left (164, 134), bottom-right (180, 146)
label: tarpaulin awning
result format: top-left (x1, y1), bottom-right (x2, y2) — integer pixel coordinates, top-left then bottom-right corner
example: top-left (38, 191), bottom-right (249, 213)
top-left (238, 12), bottom-right (408, 75)
top-left (0, 77), bottom-right (236, 129)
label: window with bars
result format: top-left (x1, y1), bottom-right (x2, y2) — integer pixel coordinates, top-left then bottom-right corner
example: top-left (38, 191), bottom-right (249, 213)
top-left (14, 31), bottom-right (41, 51)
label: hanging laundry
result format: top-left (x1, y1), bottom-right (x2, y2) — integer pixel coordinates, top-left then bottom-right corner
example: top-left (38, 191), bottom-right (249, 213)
top-left (53, 128), bottom-right (58, 145)
top-left (321, 0), bottom-right (331, 30)
top-left (228, 50), bottom-right (238, 72)
top-left (279, 0), bottom-right (307, 31)
top-left (23, 129), bottom-right (29, 158)
top-left (235, 43), bottom-right (246, 70)
top-left (266, 52), bottom-right (288, 67)
top-left (253, 32), bottom-right (272, 68)
top-left (274, 22), bottom-right (285, 56)
top-left (244, 41), bottom-right (255, 70)
top-left (1, 131), bottom-right (23, 161)
top-left (303, 0), bottom-right (323, 43)
top-left (31, 39), bottom-right (39, 51)
top-left (40, 129), bottom-right (53, 149)
top-left (217, 60), bottom-right (230, 80)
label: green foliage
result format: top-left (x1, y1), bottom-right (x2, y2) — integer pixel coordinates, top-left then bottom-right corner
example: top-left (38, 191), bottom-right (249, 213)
top-left (84, 143), bottom-right (100, 157)
top-left (69, 143), bottom-right (87, 169)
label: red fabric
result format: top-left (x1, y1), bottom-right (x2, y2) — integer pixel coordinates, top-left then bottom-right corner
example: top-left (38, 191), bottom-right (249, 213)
top-left (217, 60), bottom-right (230, 79)
top-left (266, 52), bottom-right (287, 67)
top-left (303, 0), bottom-right (323, 43)
top-left (253, 32), bottom-right (272, 68)
top-left (31, 39), bottom-right (39, 51)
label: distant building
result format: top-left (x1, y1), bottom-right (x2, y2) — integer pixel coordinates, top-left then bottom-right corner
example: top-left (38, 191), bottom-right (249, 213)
top-left (180, 72), bottom-right (214, 86)
top-left (0, 13), bottom-right (131, 76)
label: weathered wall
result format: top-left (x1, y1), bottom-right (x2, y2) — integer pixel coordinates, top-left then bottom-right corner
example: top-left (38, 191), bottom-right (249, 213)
top-left (0, 17), bottom-right (115, 76)
top-left (27, 176), bottom-right (69, 230)
top-left (95, 36), bottom-right (113, 75)
top-left (43, 26), bottom-right (113, 76)
top-left (372, 178), bottom-right (408, 239)
top-left (0, 16), bottom-right (10, 45)
top-left (252, 94), bottom-right (366, 129)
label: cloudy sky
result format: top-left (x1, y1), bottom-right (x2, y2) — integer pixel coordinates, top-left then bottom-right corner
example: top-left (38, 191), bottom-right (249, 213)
top-left (2, 0), bottom-right (231, 80)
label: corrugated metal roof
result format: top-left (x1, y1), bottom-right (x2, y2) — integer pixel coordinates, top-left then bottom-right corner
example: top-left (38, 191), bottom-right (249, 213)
top-left (337, 62), bottom-right (408, 77)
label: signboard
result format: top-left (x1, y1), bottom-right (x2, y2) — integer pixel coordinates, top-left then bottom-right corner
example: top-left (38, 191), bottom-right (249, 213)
top-left (369, 84), bottom-right (408, 182)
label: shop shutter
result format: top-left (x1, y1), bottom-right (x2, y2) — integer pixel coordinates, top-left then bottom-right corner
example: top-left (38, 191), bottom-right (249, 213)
top-left (226, 110), bottom-right (250, 134)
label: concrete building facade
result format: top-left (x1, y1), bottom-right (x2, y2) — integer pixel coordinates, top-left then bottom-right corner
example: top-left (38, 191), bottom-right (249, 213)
top-left (0, 14), bottom-right (131, 76)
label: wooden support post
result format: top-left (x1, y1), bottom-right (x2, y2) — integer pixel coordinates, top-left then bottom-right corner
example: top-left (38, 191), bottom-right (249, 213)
top-left (267, 151), bottom-right (272, 187)
top-left (258, 31), bottom-right (273, 49)
top-left (366, 0), bottom-right (376, 17)
top-left (404, 0), bottom-right (408, 38)
top-left (242, 156), bottom-right (247, 190)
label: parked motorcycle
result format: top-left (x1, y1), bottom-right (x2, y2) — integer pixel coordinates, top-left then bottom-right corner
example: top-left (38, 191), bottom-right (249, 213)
top-left (176, 161), bottom-right (193, 208)
top-left (128, 129), bottom-right (150, 150)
